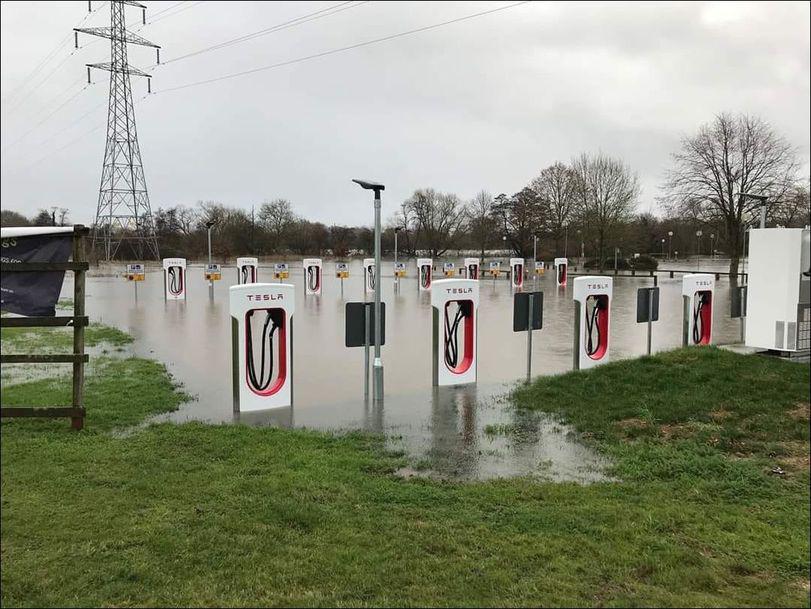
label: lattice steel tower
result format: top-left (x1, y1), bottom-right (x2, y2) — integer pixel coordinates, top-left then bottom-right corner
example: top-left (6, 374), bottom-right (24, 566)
top-left (75, 1), bottom-right (160, 260)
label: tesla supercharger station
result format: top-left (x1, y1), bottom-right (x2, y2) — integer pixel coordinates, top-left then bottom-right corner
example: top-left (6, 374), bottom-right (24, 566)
top-left (510, 258), bottom-right (524, 289)
top-left (554, 257), bottom-right (568, 287)
top-left (236, 257), bottom-right (258, 284)
top-left (303, 258), bottom-right (323, 295)
top-left (746, 228), bottom-right (810, 352)
top-left (573, 276), bottom-right (612, 370)
top-left (432, 278), bottom-right (479, 387)
top-left (230, 283), bottom-right (295, 411)
top-left (682, 273), bottom-right (714, 346)
top-left (418, 258), bottom-right (433, 291)
top-left (363, 258), bottom-right (376, 295)
top-left (464, 257), bottom-right (480, 280)
top-left (163, 257), bottom-right (187, 300)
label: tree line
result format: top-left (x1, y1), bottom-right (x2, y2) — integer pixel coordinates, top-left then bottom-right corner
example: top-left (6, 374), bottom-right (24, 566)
top-left (2, 112), bottom-right (807, 275)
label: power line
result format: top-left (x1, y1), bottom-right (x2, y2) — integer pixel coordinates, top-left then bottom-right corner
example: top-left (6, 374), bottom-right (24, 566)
top-left (156, 1), bottom-right (532, 94)
top-left (156, 1), bottom-right (367, 67)
top-left (140, 0), bottom-right (205, 27)
top-left (2, 2), bottom-right (107, 109)
top-left (149, 1), bottom-right (189, 19)
top-left (1, 84), bottom-right (94, 155)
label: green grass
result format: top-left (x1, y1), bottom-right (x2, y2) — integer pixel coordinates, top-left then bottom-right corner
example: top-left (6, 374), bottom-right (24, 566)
top-left (2, 347), bottom-right (809, 607)
top-left (1, 323), bottom-right (133, 354)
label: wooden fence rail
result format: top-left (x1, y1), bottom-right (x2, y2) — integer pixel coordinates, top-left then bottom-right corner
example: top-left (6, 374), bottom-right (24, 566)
top-left (0, 225), bottom-right (89, 430)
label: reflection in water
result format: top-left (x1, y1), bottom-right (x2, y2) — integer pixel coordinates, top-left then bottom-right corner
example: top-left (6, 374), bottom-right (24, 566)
top-left (66, 259), bottom-right (742, 481)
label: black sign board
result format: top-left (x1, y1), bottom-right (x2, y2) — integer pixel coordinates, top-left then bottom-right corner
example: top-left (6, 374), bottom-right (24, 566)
top-left (513, 291), bottom-right (543, 332)
top-left (0, 232), bottom-right (72, 316)
top-left (345, 302), bottom-right (386, 347)
top-left (730, 285), bottom-right (747, 318)
top-left (636, 287), bottom-right (660, 323)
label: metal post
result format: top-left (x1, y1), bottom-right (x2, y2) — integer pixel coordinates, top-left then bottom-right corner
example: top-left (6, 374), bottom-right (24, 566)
top-left (373, 192), bottom-right (384, 402)
top-left (614, 247), bottom-right (618, 274)
top-left (207, 225), bottom-right (213, 300)
top-left (533, 235), bottom-right (537, 288)
top-left (394, 229), bottom-right (398, 289)
top-left (646, 288), bottom-right (653, 356)
top-left (364, 304), bottom-right (370, 402)
top-left (759, 202), bottom-right (767, 229)
top-left (526, 292), bottom-right (534, 382)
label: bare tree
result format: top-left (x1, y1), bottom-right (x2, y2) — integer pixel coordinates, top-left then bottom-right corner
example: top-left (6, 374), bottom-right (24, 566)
top-left (572, 152), bottom-right (639, 265)
top-left (662, 113), bottom-right (798, 275)
top-left (531, 162), bottom-right (576, 255)
top-left (258, 198), bottom-right (297, 253)
top-left (491, 187), bottom-right (545, 257)
top-left (403, 188), bottom-right (466, 257)
top-left (0, 210), bottom-right (31, 226)
top-left (466, 190), bottom-right (494, 258)
top-left (771, 183), bottom-right (810, 228)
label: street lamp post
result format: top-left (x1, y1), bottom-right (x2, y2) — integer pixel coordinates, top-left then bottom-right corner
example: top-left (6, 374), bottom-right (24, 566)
top-left (661, 238), bottom-right (665, 258)
top-left (394, 227), bottom-right (401, 288)
top-left (695, 230), bottom-right (703, 270)
top-left (206, 220), bottom-right (216, 300)
top-left (668, 230), bottom-right (673, 260)
top-left (353, 179), bottom-right (385, 402)
top-left (563, 223), bottom-right (568, 258)
top-left (532, 234), bottom-right (537, 287)
top-left (710, 233), bottom-right (715, 260)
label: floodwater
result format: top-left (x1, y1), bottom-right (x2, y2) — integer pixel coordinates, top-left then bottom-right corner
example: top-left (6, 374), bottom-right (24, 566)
top-left (62, 258), bottom-right (744, 482)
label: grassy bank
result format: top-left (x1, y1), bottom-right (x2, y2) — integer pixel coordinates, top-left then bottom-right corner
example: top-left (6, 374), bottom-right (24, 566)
top-left (2, 346), bottom-right (809, 607)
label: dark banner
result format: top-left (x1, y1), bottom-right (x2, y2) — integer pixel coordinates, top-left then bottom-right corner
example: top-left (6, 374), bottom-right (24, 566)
top-left (1, 233), bottom-right (72, 316)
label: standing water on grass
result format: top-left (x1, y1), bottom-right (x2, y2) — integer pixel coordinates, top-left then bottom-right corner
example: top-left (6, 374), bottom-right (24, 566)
top-left (62, 258), bottom-right (744, 481)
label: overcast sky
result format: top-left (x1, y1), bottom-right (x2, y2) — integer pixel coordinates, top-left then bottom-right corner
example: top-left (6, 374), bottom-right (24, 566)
top-left (1, 1), bottom-right (809, 227)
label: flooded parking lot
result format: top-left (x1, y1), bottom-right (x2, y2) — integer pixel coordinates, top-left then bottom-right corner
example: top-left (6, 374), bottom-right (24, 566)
top-left (64, 258), bottom-right (744, 481)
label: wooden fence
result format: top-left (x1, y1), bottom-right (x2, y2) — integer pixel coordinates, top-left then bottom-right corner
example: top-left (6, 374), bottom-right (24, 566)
top-left (0, 225), bottom-right (89, 430)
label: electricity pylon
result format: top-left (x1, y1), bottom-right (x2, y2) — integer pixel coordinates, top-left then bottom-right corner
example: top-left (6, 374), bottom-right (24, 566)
top-left (76, 0), bottom-right (160, 260)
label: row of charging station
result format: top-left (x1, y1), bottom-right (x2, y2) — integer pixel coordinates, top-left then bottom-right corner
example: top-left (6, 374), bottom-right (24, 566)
top-left (227, 272), bottom-right (716, 411)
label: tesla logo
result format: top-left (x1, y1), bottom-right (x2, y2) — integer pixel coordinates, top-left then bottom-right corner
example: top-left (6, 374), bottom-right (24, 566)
top-left (696, 281), bottom-right (712, 287)
top-left (587, 283), bottom-right (609, 290)
top-left (446, 287), bottom-right (472, 294)
top-left (247, 294), bottom-right (284, 301)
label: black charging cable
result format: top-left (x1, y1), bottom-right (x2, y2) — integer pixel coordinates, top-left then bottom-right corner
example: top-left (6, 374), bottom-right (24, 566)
top-left (168, 266), bottom-right (183, 295)
top-left (246, 310), bottom-right (279, 391)
top-left (692, 293), bottom-right (709, 344)
top-left (420, 265), bottom-right (430, 288)
top-left (444, 303), bottom-right (469, 368)
top-left (585, 298), bottom-right (603, 356)
top-left (307, 266), bottom-right (319, 291)
top-left (367, 265), bottom-right (376, 290)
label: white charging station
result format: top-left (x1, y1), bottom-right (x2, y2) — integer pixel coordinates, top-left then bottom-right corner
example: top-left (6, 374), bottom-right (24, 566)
top-left (230, 283), bottom-right (295, 411)
top-left (363, 258), bottom-right (376, 295)
top-left (554, 258), bottom-right (568, 287)
top-left (746, 228), bottom-right (810, 352)
top-left (303, 258), bottom-right (323, 295)
top-left (573, 276), bottom-right (612, 370)
top-left (443, 262), bottom-right (455, 277)
top-left (464, 257), bottom-right (480, 280)
top-left (236, 257), bottom-right (258, 285)
top-left (432, 278), bottom-right (479, 387)
top-left (163, 257), bottom-right (187, 300)
top-left (682, 273), bottom-right (714, 346)
top-left (510, 258), bottom-right (524, 289)
top-left (418, 258), bottom-right (433, 291)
